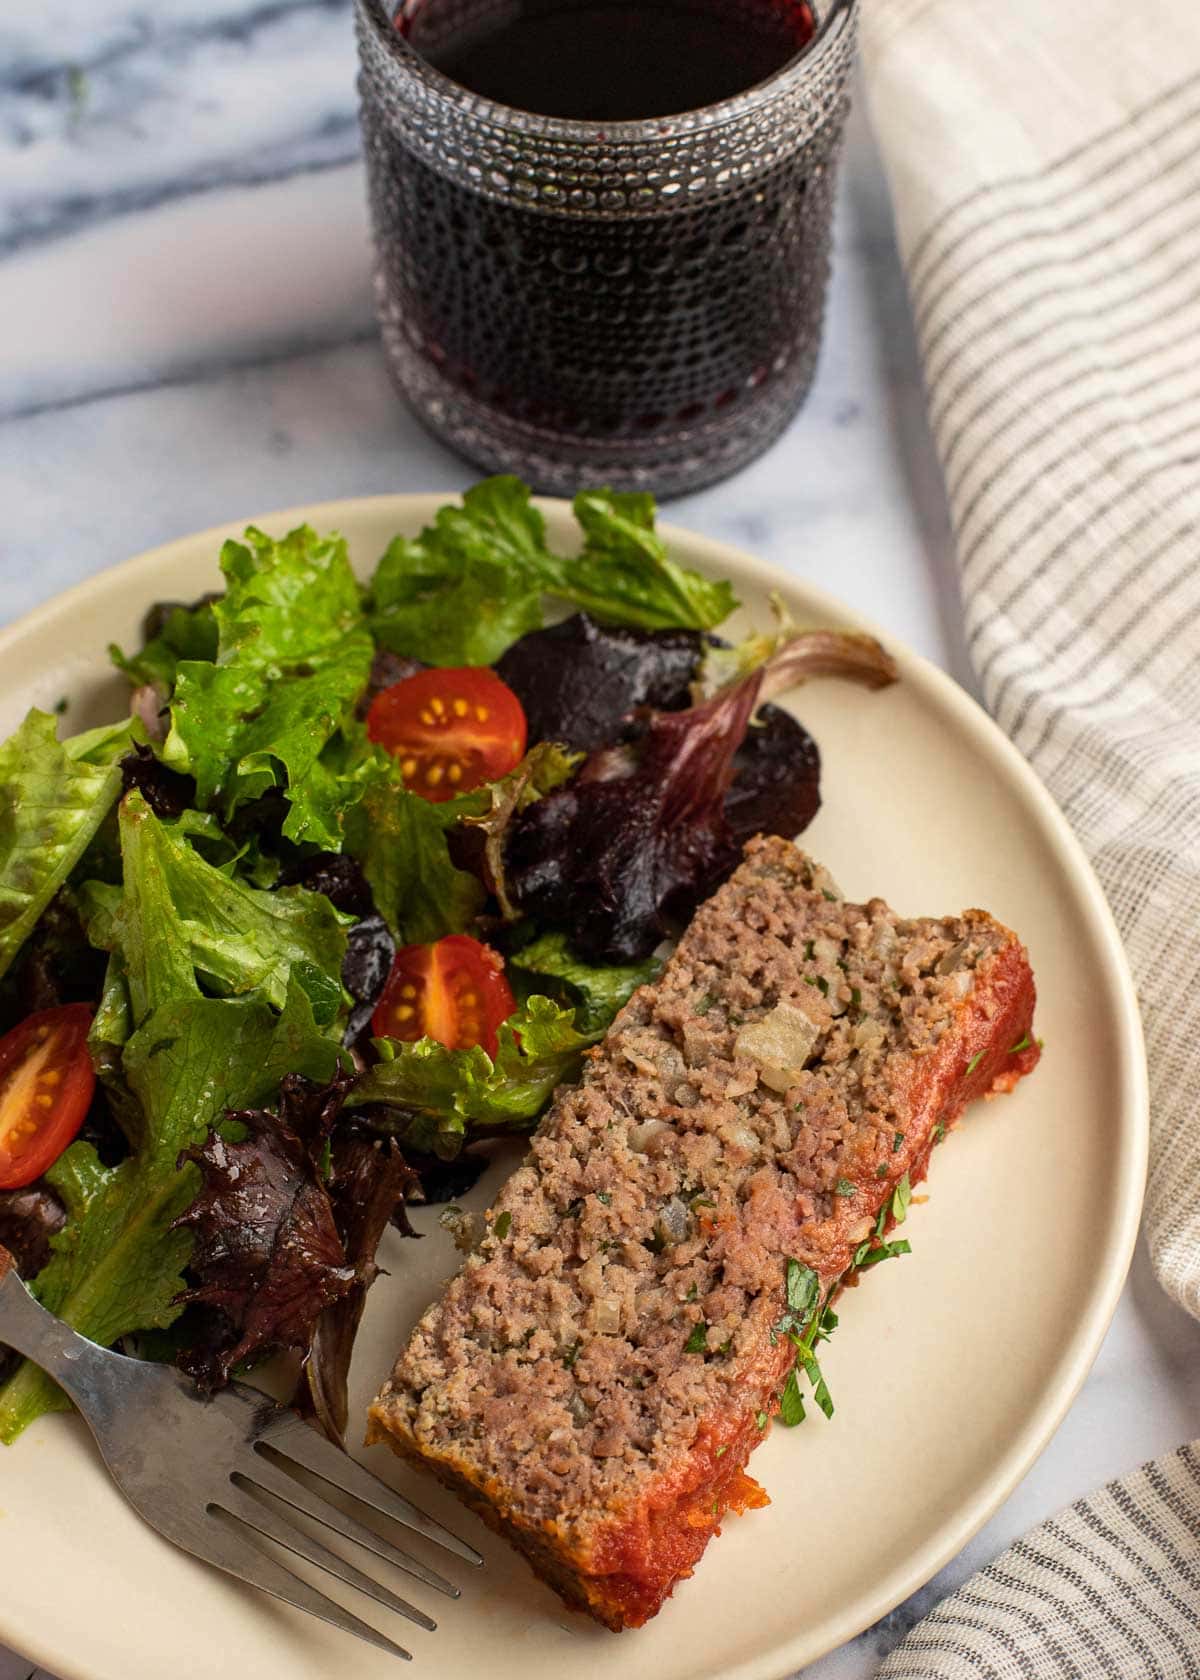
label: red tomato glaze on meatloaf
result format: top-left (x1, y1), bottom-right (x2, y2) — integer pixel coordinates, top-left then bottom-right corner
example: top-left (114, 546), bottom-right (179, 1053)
top-left (368, 837), bottom-right (1040, 1629)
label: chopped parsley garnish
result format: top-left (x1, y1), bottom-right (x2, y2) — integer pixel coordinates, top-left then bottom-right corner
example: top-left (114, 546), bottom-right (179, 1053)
top-left (696, 993), bottom-right (715, 1014)
top-left (565, 1198), bottom-right (583, 1218)
top-left (1008, 1033), bottom-right (1032, 1054)
top-left (794, 1100), bottom-right (805, 1112)
top-left (778, 1367), bottom-right (806, 1426)
top-left (596, 1191), bottom-right (612, 1205)
top-left (834, 1177), bottom-right (855, 1197)
top-left (893, 1131), bottom-right (905, 1152)
top-left (804, 940), bottom-right (815, 960)
top-left (686, 1282), bottom-right (699, 1301)
top-left (850, 986), bottom-right (861, 1008)
top-left (891, 1172), bottom-right (912, 1225)
top-left (933, 1121), bottom-right (946, 1142)
top-left (493, 1211), bottom-right (512, 1240)
top-left (821, 889), bottom-right (837, 902)
top-left (755, 1410), bottom-right (768, 1430)
top-left (561, 1341), bottom-right (581, 1369)
top-left (966, 1050), bottom-right (984, 1076)
top-left (773, 1259), bottom-right (837, 1423)
top-left (714, 1444), bottom-right (728, 1458)
top-left (852, 1237), bottom-right (912, 1269)
top-left (875, 1162), bottom-right (888, 1179)
top-left (684, 1322), bottom-right (709, 1354)
top-left (815, 976), bottom-right (829, 996)
top-left (691, 1194), bottom-right (716, 1210)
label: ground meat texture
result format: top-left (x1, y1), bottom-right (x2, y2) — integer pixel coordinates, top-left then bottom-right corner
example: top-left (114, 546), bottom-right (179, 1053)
top-left (368, 836), bottom-right (1040, 1630)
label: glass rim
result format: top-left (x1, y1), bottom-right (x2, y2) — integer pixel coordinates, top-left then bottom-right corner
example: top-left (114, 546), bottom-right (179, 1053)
top-left (357, 0), bottom-right (857, 143)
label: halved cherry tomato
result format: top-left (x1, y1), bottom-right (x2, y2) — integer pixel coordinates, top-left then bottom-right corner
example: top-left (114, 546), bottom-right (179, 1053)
top-left (371, 936), bottom-right (516, 1058)
top-left (366, 667), bottom-right (527, 802)
top-left (0, 1004), bottom-right (95, 1191)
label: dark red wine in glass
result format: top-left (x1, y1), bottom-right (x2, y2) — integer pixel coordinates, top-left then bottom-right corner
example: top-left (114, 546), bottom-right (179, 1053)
top-left (406, 1), bottom-right (816, 121)
top-left (355, 0), bottom-right (856, 495)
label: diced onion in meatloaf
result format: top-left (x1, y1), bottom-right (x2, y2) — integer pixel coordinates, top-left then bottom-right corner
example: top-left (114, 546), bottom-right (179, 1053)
top-left (368, 836), bottom-right (1040, 1630)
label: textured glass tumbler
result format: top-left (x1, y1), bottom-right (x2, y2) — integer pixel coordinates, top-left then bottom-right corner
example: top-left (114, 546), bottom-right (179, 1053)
top-left (355, 0), bottom-right (857, 497)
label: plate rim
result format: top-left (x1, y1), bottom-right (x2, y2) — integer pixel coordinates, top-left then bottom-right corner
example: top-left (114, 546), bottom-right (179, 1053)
top-left (0, 493), bottom-right (1149, 1680)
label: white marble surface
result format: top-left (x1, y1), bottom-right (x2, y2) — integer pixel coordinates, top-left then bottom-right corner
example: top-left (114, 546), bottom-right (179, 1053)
top-left (1, 6), bottom-right (1199, 1677)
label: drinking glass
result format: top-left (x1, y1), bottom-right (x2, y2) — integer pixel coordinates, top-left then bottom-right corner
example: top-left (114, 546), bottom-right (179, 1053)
top-left (355, 0), bottom-right (858, 496)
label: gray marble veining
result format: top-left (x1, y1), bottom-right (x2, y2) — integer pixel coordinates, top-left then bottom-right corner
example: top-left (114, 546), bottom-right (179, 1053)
top-left (2, 0), bottom-right (359, 256)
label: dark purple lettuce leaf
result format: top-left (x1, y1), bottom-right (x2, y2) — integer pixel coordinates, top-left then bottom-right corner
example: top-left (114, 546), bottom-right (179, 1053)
top-left (505, 630), bottom-right (896, 963)
top-left (506, 673), bottom-right (762, 962)
top-left (120, 744), bottom-right (197, 819)
top-left (725, 704), bottom-right (821, 849)
top-left (341, 913), bottom-right (396, 1046)
top-left (170, 1070), bottom-right (420, 1434)
top-left (279, 852), bottom-right (375, 918)
top-left (355, 648), bottom-right (427, 720)
top-left (274, 858), bottom-right (396, 1046)
top-left (400, 1147), bottom-right (489, 1208)
top-left (0, 1183), bottom-right (68, 1385)
top-left (0, 1184), bottom-right (66, 1279)
top-left (494, 613), bottom-right (703, 752)
top-left (0, 892), bottom-right (108, 1031)
top-left (171, 1085), bottom-right (357, 1391)
top-left (298, 1136), bottom-right (420, 1443)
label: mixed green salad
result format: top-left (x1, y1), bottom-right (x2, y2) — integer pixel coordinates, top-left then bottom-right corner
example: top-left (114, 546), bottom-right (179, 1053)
top-left (0, 478), bottom-right (893, 1448)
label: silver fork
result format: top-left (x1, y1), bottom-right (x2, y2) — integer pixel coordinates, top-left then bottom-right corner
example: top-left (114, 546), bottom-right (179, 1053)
top-left (0, 1244), bottom-right (481, 1661)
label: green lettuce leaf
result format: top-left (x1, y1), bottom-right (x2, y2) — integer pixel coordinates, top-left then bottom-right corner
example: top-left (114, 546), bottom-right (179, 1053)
top-left (343, 749), bottom-right (485, 946)
top-left (163, 525), bottom-right (374, 848)
top-left (367, 477), bottom-right (736, 666)
top-left (0, 710), bottom-right (136, 981)
top-left (110, 597), bottom-right (219, 693)
top-left (0, 793), bottom-right (345, 1444)
top-left (350, 995), bottom-right (591, 1156)
top-left (84, 794), bottom-right (350, 1028)
top-left (507, 929), bottom-right (660, 1035)
top-left (339, 736), bottom-right (579, 944)
top-left (564, 489), bottom-right (738, 632)
top-left (0, 987), bottom-right (340, 1442)
top-left (369, 478), bottom-right (559, 667)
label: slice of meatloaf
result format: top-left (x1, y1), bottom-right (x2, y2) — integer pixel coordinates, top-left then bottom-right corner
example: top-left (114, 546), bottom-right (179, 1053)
top-left (368, 835), bottom-right (1040, 1630)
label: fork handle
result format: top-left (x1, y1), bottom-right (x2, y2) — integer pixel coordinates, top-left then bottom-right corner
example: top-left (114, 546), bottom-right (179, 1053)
top-left (0, 1243), bottom-right (126, 1423)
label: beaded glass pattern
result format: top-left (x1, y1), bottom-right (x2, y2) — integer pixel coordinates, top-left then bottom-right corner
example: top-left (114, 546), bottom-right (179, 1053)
top-left (356, 0), bottom-right (858, 495)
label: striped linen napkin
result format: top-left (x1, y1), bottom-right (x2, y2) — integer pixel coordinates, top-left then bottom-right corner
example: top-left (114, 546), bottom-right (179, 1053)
top-left (860, 0), bottom-right (1200, 1673)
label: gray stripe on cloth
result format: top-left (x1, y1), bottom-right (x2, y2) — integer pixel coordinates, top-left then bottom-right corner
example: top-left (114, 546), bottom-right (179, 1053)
top-left (910, 95), bottom-right (1200, 338)
top-left (947, 337), bottom-right (1200, 536)
top-left (935, 273), bottom-right (1200, 481)
top-left (904, 67), bottom-right (1200, 297)
top-left (877, 1449), bottom-right (1200, 1678)
top-left (863, 5), bottom-right (1200, 1675)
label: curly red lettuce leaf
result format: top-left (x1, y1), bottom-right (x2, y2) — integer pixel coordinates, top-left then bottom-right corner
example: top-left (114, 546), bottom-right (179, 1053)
top-left (170, 1070), bottom-right (420, 1440)
top-left (171, 1106), bottom-right (355, 1392)
top-left (297, 1134), bottom-right (419, 1444)
top-left (505, 630), bottom-right (897, 963)
top-left (494, 613), bottom-right (703, 752)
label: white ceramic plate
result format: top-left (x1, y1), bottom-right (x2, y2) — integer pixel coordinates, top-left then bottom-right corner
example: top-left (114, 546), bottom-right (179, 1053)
top-left (0, 497), bottom-right (1146, 1680)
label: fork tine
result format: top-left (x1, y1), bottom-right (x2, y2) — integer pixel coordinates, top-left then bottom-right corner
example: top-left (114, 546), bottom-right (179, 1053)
top-left (220, 1483), bottom-right (438, 1634)
top-left (239, 1453), bottom-right (459, 1599)
top-left (202, 1512), bottom-right (414, 1661)
top-left (253, 1411), bottom-right (484, 1567)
